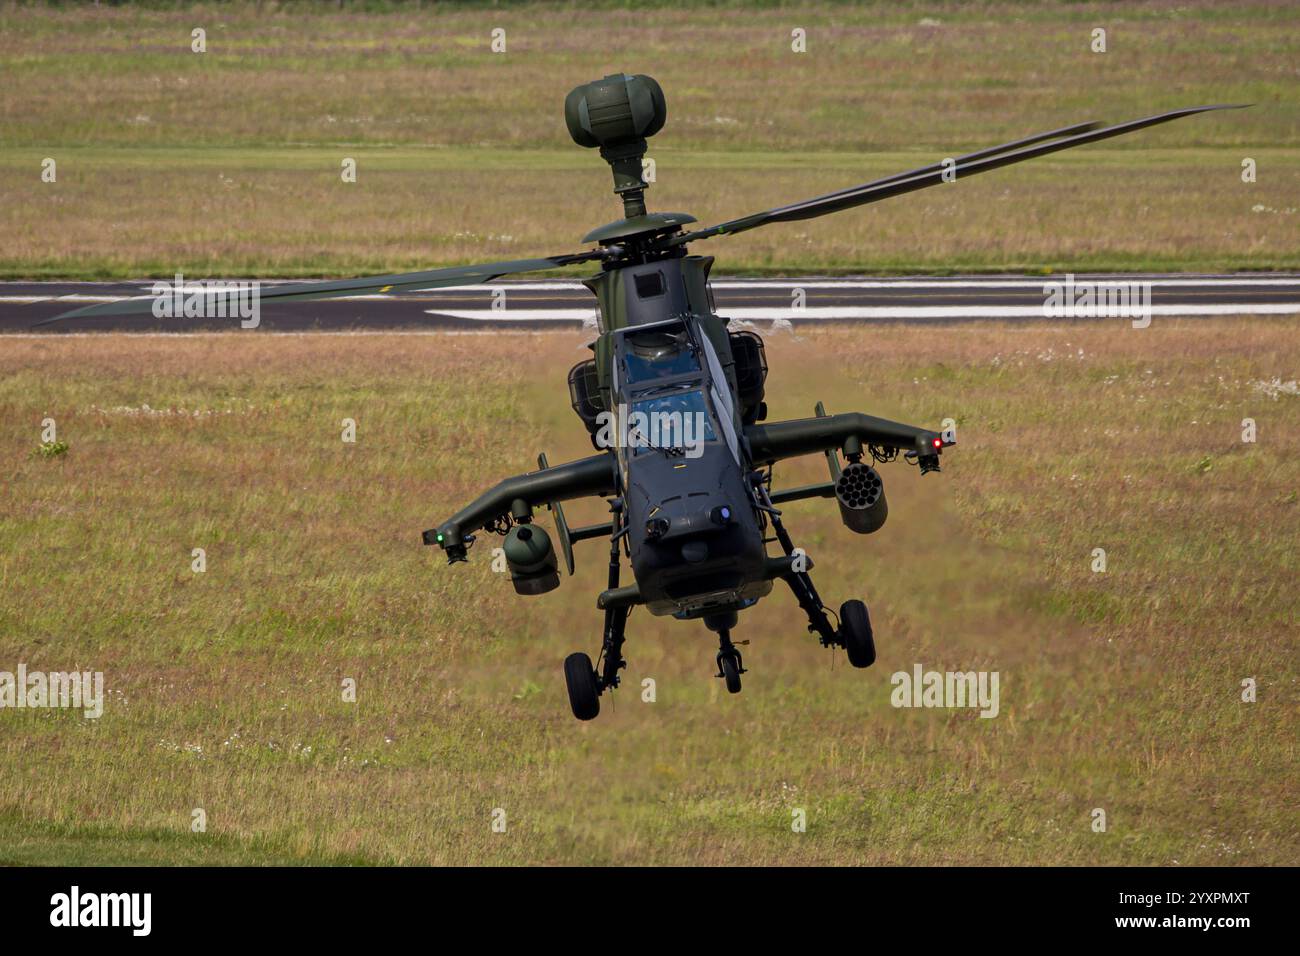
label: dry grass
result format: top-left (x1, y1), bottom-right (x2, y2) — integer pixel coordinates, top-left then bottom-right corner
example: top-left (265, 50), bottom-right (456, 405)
top-left (3, 146), bottom-right (1296, 278)
top-left (1, 0), bottom-right (1297, 276)
top-left (3, 1), bottom-right (1293, 150)
top-left (1, 320), bottom-right (1295, 864)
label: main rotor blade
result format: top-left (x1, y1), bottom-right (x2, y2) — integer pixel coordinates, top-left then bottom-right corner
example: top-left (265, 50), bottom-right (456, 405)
top-left (675, 104), bottom-right (1248, 244)
top-left (37, 251), bottom-right (604, 324)
top-left (802, 119), bottom-right (1104, 209)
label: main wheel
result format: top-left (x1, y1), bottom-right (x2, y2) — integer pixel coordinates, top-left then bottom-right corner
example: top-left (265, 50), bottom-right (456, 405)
top-left (563, 652), bottom-right (601, 720)
top-left (719, 653), bottom-right (743, 694)
top-left (839, 600), bottom-right (876, 668)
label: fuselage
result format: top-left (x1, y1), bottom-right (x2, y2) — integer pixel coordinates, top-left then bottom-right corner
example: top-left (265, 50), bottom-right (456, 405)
top-left (586, 253), bottom-right (773, 617)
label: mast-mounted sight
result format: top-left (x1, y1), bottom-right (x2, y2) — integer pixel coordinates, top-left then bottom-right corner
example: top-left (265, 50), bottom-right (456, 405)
top-left (565, 73), bottom-right (666, 218)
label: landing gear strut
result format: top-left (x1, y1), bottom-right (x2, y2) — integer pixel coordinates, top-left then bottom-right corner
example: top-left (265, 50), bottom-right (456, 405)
top-left (564, 498), bottom-right (629, 721)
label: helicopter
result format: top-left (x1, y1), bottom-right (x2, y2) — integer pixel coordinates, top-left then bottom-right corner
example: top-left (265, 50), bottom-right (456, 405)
top-left (47, 74), bottom-right (1241, 720)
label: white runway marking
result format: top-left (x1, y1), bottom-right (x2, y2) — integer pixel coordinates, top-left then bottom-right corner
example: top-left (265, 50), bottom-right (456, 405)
top-left (429, 278), bottom-right (1300, 292)
top-left (0, 330), bottom-right (583, 339)
top-left (0, 295), bottom-right (129, 303)
top-left (715, 278), bottom-right (1300, 289)
top-left (429, 304), bottom-right (1300, 321)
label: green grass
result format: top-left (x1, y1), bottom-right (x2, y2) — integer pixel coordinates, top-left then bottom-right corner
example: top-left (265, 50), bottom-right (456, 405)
top-left (0, 0), bottom-right (1297, 276)
top-left (1, 324), bottom-right (1295, 865)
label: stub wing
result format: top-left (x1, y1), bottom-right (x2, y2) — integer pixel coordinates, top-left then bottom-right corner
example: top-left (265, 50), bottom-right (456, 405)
top-left (424, 452), bottom-right (617, 563)
top-left (745, 412), bottom-right (951, 471)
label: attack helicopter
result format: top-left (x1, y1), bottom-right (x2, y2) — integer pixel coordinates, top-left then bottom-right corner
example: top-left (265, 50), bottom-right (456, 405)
top-left (49, 74), bottom-right (1240, 719)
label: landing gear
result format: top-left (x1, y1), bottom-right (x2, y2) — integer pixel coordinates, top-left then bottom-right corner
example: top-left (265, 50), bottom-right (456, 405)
top-left (708, 614), bottom-right (746, 694)
top-left (839, 599), bottom-right (876, 668)
top-left (564, 498), bottom-right (629, 721)
top-left (718, 652), bottom-right (743, 694)
top-left (751, 471), bottom-right (877, 669)
top-left (564, 652), bottom-right (601, 720)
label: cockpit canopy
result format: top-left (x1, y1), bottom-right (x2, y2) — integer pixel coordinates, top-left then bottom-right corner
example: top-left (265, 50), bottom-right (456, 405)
top-left (628, 386), bottom-right (718, 456)
top-left (612, 317), bottom-right (742, 465)
top-left (620, 323), bottom-right (701, 386)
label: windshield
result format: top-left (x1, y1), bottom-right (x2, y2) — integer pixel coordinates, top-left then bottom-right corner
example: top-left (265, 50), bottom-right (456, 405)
top-left (628, 388), bottom-right (717, 456)
top-left (621, 327), bottom-right (700, 385)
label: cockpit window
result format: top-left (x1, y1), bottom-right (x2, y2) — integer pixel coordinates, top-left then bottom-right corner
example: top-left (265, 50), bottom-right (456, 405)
top-left (621, 327), bottom-right (701, 384)
top-left (628, 387), bottom-right (717, 456)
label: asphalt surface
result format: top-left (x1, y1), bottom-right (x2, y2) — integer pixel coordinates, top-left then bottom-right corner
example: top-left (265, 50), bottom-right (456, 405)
top-left (3, 274), bottom-right (1299, 332)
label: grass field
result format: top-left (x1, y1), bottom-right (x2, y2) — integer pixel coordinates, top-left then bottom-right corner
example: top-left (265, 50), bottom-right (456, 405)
top-left (1, 0), bottom-right (1298, 276)
top-left (1, 320), bottom-right (1296, 865)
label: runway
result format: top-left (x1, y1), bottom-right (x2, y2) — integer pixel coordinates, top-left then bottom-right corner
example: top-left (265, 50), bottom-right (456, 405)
top-left (3, 274), bottom-right (1299, 332)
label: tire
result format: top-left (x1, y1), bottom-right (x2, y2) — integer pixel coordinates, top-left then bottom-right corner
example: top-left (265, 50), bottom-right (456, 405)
top-left (839, 600), bottom-right (876, 668)
top-left (720, 653), bottom-right (743, 694)
top-left (563, 652), bottom-right (601, 720)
